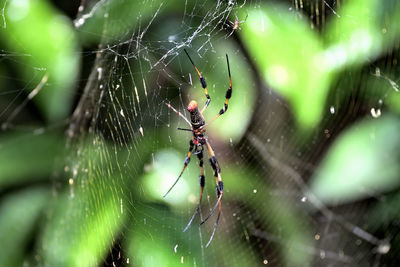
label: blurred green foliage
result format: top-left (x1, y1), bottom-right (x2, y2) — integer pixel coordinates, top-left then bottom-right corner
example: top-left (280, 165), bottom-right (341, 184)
top-left (0, 187), bottom-right (50, 266)
top-left (241, 5), bottom-right (330, 130)
top-left (241, 0), bottom-right (400, 129)
top-left (310, 115), bottom-right (400, 204)
top-left (1, 0), bottom-right (79, 121)
top-left (0, 131), bottom-right (65, 187)
top-left (0, 0), bottom-right (400, 266)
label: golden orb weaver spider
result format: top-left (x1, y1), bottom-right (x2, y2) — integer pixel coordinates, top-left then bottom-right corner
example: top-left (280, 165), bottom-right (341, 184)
top-left (164, 49), bottom-right (232, 247)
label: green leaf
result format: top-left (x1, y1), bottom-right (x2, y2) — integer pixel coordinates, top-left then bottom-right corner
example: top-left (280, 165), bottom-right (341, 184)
top-left (41, 191), bottom-right (125, 267)
top-left (310, 115), bottom-right (400, 204)
top-left (2, 0), bottom-right (79, 121)
top-left (240, 6), bottom-right (331, 129)
top-left (0, 187), bottom-right (50, 266)
top-left (324, 0), bottom-right (400, 71)
top-left (0, 131), bottom-right (65, 187)
top-left (40, 140), bottom-right (128, 267)
top-left (240, 1), bottom-right (400, 130)
top-left (77, 0), bottom-right (165, 45)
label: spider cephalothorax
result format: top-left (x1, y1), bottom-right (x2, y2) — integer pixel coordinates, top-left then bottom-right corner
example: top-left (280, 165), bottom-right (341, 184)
top-left (164, 49), bottom-right (232, 247)
top-left (187, 100), bottom-right (205, 129)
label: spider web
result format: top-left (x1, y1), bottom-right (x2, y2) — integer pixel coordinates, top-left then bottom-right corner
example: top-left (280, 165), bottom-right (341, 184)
top-left (1, 0), bottom-right (400, 266)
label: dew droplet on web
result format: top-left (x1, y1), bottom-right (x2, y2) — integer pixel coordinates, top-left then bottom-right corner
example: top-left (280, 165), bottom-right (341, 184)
top-left (377, 242), bottom-right (391, 254)
top-left (97, 67), bottom-right (103, 80)
top-left (301, 196), bottom-right (307, 202)
top-left (253, 189), bottom-right (257, 194)
top-left (139, 126), bottom-right (144, 136)
top-left (263, 259), bottom-right (268, 264)
top-left (168, 35), bottom-right (176, 42)
top-left (73, 167), bottom-right (78, 178)
top-left (375, 67), bottom-right (381, 76)
top-left (330, 106), bottom-right (335, 114)
top-left (371, 108), bottom-right (381, 118)
top-left (33, 128), bottom-right (44, 135)
top-left (319, 250), bottom-right (326, 259)
top-left (74, 18), bottom-right (85, 27)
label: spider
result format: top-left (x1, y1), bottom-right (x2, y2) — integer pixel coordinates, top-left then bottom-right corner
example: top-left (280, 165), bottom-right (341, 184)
top-left (226, 13), bottom-right (248, 38)
top-left (163, 49), bottom-right (232, 247)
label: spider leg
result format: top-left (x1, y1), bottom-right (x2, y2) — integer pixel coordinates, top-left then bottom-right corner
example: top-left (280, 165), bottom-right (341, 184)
top-left (183, 146), bottom-right (205, 232)
top-left (165, 102), bottom-right (192, 126)
top-left (201, 141), bottom-right (224, 247)
top-left (202, 54), bottom-right (232, 127)
top-left (163, 140), bottom-right (195, 198)
top-left (226, 28), bottom-right (235, 38)
top-left (235, 12), bottom-right (239, 22)
top-left (242, 14), bottom-right (249, 23)
top-left (204, 197), bottom-right (222, 248)
top-left (183, 49), bottom-right (211, 113)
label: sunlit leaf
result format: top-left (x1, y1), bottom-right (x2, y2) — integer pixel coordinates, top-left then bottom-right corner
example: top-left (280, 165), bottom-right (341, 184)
top-left (0, 187), bottom-right (50, 266)
top-left (324, 0), bottom-right (400, 71)
top-left (241, 6), bottom-right (331, 129)
top-left (310, 115), bottom-right (400, 204)
top-left (41, 141), bottom-right (127, 267)
top-left (2, 0), bottom-right (79, 121)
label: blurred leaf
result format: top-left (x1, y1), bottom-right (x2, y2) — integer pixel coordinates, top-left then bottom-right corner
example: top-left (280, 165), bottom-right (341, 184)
top-left (240, 1), bottom-right (400, 130)
top-left (387, 90), bottom-right (400, 113)
top-left (41, 191), bottom-right (125, 267)
top-left (224, 164), bottom-right (313, 266)
top-left (310, 115), bottom-right (400, 204)
top-left (76, 0), bottom-right (212, 46)
top-left (324, 0), bottom-right (400, 71)
top-left (40, 139), bottom-right (130, 267)
top-left (77, 0), bottom-right (165, 45)
top-left (2, 0), bottom-right (79, 121)
top-left (0, 131), bottom-right (65, 187)
top-left (127, 207), bottom-right (200, 267)
top-left (126, 191), bottom-right (258, 266)
top-left (0, 187), bottom-right (50, 266)
top-left (143, 149), bottom-right (192, 205)
top-left (241, 6), bottom-right (331, 129)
